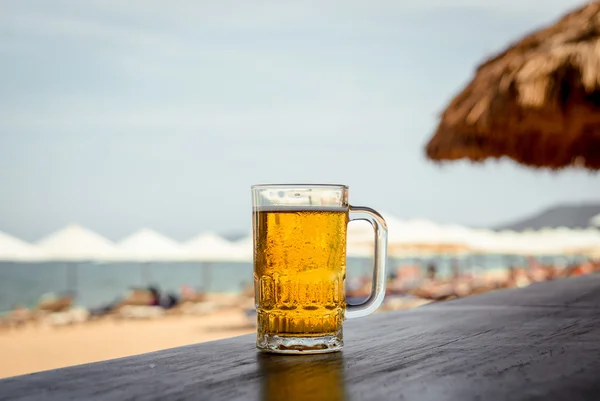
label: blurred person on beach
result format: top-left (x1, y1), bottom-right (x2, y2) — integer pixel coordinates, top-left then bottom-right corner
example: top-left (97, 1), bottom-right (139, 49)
top-left (147, 286), bottom-right (179, 309)
top-left (426, 263), bottom-right (437, 281)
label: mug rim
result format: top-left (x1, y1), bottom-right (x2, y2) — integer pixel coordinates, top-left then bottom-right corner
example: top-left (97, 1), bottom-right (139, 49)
top-left (251, 183), bottom-right (348, 190)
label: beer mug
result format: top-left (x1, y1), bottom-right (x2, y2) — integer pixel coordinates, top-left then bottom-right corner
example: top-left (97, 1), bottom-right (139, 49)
top-left (252, 184), bottom-right (388, 354)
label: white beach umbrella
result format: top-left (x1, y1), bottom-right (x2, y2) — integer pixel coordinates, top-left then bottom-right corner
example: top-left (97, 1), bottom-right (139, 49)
top-left (496, 228), bottom-right (600, 256)
top-left (347, 218), bottom-right (377, 258)
top-left (230, 235), bottom-right (254, 262)
top-left (589, 213), bottom-right (600, 228)
top-left (467, 229), bottom-right (506, 254)
top-left (515, 228), bottom-right (600, 256)
top-left (487, 230), bottom-right (537, 255)
top-left (35, 224), bottom-right (120, 296)
top-left (37, 224), bottom-right (121, 261)
top-left (118, 229), bottom-right (186, 262)
top-left (387, 219), bottom-right (471, 257)
top-left (347, 213), bottom-right (472, 258)
top-left (0, 231), bottom-right (44, 262)
top-left (561, 228), bottom-right (600, 256)
top-left (184, 232), bottom-right (250, 262)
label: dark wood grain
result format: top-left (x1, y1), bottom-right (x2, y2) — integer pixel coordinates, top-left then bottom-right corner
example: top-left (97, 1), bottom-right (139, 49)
top-left (1, 274), bottom-right (599, 401)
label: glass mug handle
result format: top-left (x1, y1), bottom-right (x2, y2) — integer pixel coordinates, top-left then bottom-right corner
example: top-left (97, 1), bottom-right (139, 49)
top-left (346, 206), bottom-right (388, 319)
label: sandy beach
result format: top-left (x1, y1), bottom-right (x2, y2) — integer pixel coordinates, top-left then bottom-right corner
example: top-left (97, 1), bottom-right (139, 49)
top-left (0, 308), bottom-right (254, 379)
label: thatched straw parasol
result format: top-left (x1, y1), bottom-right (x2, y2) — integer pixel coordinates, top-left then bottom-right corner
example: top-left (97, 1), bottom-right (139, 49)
top-left (426, 2), bottom-right (600, 170)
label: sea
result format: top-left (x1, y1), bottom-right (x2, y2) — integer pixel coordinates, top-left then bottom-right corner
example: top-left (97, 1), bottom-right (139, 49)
top-left (0, 258), bottom-right (374, 314)
top-left (0, 254), bottom-right (575, 314)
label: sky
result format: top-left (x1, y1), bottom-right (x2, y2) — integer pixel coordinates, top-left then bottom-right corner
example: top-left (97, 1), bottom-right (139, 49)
top-left (0, 0), bottom-right (598, 242)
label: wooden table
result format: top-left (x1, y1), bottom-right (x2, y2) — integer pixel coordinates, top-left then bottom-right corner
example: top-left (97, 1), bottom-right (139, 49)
top-left (1, 274), bottom-right (599, 401)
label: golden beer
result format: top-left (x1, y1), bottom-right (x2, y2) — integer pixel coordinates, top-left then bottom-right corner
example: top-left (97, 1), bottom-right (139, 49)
top-left (253, 207), bottom-right (348, 340)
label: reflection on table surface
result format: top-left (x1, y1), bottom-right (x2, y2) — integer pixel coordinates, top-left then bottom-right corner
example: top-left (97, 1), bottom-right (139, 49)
top-left (258, 352), bottom-right (346, 401)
